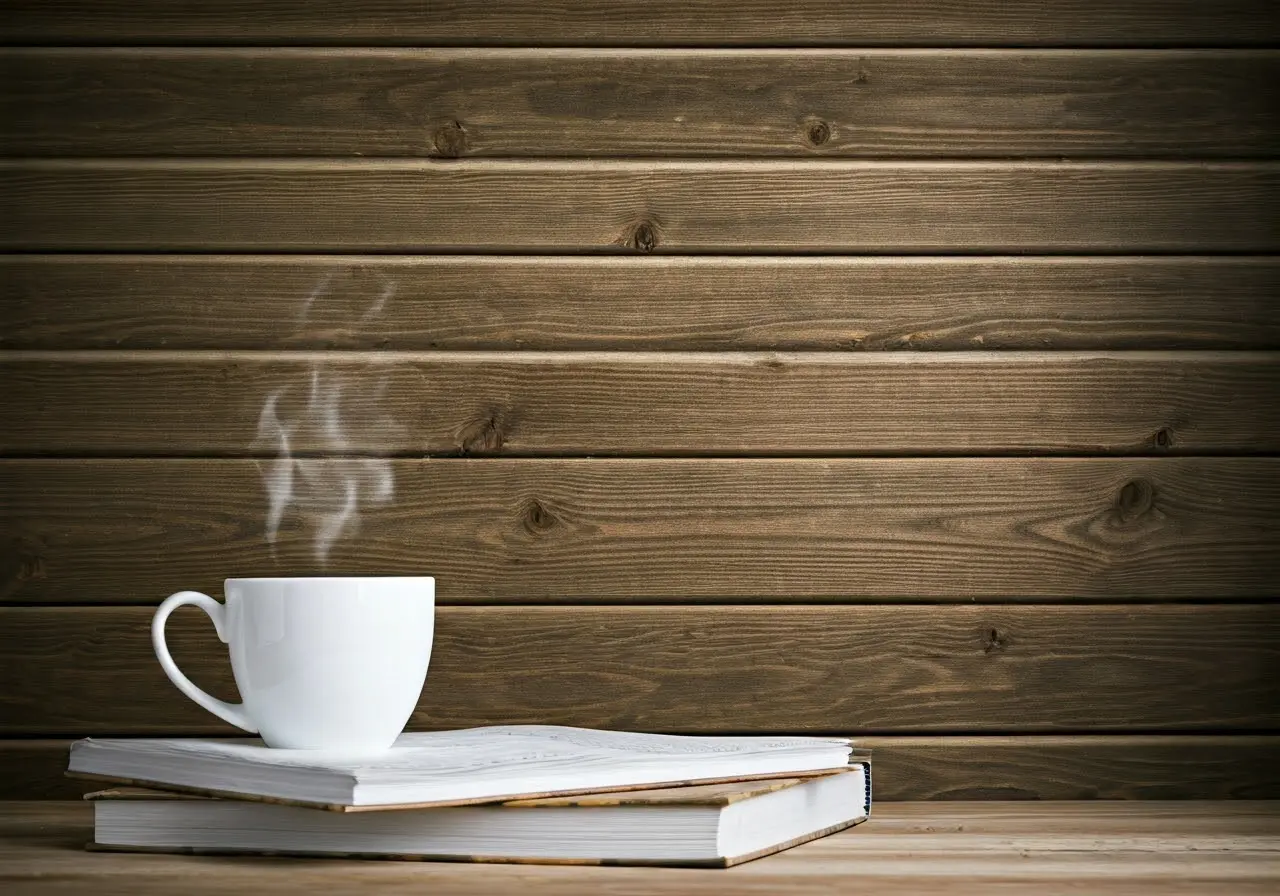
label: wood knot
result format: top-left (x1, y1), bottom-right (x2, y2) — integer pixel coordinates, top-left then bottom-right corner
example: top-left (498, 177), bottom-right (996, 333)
top-left (628, 221), bottom-right (658, 253)
top-left (1153, 428), bottom-right (1174, 450)
top-left (1114, 478), bottom-right (1155, 523)
top-left (457, 412), bottom-right (506, 455)
top-left (981, 626), bottom-right (1008, 655)
top-left (806, 120), bottom-right (831, 146)
top-left (18, 553), bottom-right (46, 581)
top-left (521, 498), bottom-right (560, 535)
top-left (433, 121), bottom-right (468, 158)
top-left (0, 539), bottom-right (47, 598)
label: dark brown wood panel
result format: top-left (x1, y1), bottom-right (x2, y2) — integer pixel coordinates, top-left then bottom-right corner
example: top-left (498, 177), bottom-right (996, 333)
top-left (4, 161), bottom-right (1277, 252)
top-left (5, 50), bottom-right (1277, 158)
top-left (5, 351), bottom-right (1280, 456)
top-left (864, 736), bottom-right (1280, 801)
top-left (5, 736), bottom-right (1277, 801)
top-left (3, 459), bottom-right (1277, 604)
top-left (0, 742), bottom-right (70, 800)
top-left (4, 256), bottom-right (1280, 352)
top-left (3, 605), bottom-right (1277, 734)
top-left (0, 1), bottom-right (1274, 46)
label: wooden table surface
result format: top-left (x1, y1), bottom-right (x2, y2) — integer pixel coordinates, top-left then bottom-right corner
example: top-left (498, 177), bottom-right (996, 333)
top-left (1, 801), bottom-right (1278, 895)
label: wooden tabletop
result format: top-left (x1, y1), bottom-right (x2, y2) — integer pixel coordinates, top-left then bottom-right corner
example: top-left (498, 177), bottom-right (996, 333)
top-left (1, 801), bottom-right (1278, 895)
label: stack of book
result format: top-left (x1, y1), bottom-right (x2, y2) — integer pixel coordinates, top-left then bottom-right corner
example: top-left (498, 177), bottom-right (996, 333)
top-left (68, 725), bottom-right (872, 867)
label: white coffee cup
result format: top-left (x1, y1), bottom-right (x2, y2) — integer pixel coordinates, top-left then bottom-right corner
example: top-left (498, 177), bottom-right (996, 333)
top-left (152, 576), bottom-right (434, 751)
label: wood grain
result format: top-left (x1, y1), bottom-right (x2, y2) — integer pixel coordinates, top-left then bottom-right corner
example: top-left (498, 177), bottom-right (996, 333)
top-left (0, 1), bottom-right (1275, 46)
top-left (2, 605), bottom-right (1277, 734)
top-left (0, 742), bottom-right (71, 800)
top-left (6, 351), bottom-right (1280, 456)
top-left (5, 736), bottom-right (1277, 801)
top-left (5, 802), bottom-right (1279, 895)
top-left (4, 256), bottom-right (1280, 352)
top-left (865, 736), bottom-right (1280, 801)
top-left (4, 161), bottom-right (1277, 252)
top-left (3, 458), bottom-right (1277, 604)
top-left (4, 49), bottom-right (1277, 158)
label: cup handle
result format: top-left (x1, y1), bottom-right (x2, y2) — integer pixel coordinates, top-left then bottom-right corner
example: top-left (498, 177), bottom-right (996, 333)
top-left (152, 591), bottom-right (258, 734)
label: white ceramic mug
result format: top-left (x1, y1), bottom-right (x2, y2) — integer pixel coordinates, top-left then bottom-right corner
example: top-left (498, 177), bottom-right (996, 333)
top-left (152, 577), bottom-right (434, 751)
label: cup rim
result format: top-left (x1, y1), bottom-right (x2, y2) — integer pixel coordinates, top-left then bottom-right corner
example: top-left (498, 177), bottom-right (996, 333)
top-left (224, 576), bottom-right (434, 584)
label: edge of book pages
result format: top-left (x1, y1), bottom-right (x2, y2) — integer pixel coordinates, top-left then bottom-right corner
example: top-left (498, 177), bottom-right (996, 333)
top-left (69, 753), bottom-right (868, 812)
top-left (85, 818), bottom-right (866, 868)
top-left (84, 762), bottom-right (873, 868)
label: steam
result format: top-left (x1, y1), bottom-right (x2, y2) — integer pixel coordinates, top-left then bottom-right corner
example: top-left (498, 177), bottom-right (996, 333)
top-left (254, 272), bottom-right (400, 565)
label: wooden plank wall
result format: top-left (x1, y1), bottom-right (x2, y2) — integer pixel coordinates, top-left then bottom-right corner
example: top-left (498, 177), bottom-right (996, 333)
top-left (1, 1), bottom-right (1278, 801)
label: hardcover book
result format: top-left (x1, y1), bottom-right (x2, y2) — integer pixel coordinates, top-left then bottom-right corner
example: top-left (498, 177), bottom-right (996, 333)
top-left (68, 725), bottom-right (859, 810)
top-left (88, 767), bottom-right (871, 867)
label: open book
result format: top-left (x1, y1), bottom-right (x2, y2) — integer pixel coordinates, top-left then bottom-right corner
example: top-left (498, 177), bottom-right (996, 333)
top-left (89, 769), bottom-right (870, 867)
top-left (68, 725), bottom-right (857, 810)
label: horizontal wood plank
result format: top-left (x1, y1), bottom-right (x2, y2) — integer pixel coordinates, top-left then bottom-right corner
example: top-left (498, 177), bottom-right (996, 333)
top-left (4, 256), bottom-right (1280, 352)
top-left (4, 736), bottom-right (1277, 801)
top-left (0, 1), bottom-right (1274, 46)
top-left (0, 742), bottom-right (70, 800)
top-left (5, 351), bottom-right (1280, 456)
top-left (863, 736), bottom-right (1280, 801)
top-left (2, 605), bottom-right (1277, 734)
top-left (4, 161), bottom-right (1277, 252)
top-left (5, 803), bottom-right (1278, 895)
top-left (2, 459), bottom-right (1276, 603)
top-left (4, 49), bottom-right (1277, 158)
